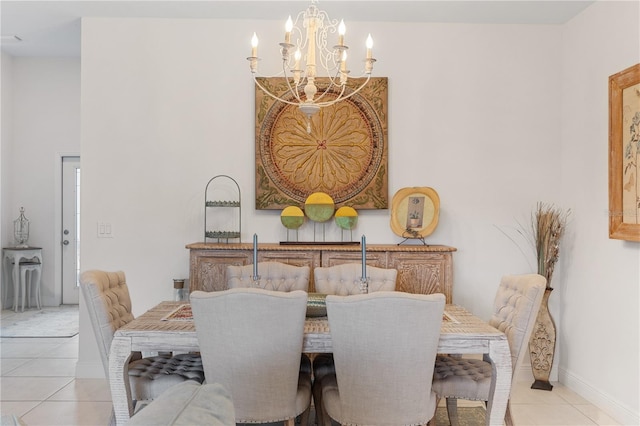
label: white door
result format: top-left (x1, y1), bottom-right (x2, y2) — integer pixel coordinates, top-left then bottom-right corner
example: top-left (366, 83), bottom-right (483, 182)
top-left (62, 156), bottom-right (80, 304)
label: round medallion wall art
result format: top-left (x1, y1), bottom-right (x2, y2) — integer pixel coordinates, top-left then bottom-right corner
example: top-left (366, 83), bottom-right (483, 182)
top-left (254, 77), bottom-right (389, 210)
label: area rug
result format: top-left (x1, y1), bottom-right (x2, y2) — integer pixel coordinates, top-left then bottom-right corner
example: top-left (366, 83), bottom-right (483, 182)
top-left (434, 406), bottom-right (486, 425)
top-left (0, 306), bottom-right (79, 337)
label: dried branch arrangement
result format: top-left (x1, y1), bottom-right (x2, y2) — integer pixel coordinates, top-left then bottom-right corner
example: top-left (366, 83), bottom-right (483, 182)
top-left (527, 202), bottom-right (571, 286)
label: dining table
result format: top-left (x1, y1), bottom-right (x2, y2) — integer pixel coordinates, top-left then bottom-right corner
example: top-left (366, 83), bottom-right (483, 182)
top-left (109, 301), bottom-right (512, 426)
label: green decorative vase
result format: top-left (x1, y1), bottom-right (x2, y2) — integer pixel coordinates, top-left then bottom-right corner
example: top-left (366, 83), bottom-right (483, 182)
top-left (529, 287), bottom-right (555, 391)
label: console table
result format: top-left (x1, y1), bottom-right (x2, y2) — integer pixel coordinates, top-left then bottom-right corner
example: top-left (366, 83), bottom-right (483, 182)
top-left (186, 243), bottom-right (456, 303)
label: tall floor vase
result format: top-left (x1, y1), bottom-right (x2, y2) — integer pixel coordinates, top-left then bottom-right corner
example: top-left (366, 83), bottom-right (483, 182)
top-left (529, 287), bottom-right (555, 390)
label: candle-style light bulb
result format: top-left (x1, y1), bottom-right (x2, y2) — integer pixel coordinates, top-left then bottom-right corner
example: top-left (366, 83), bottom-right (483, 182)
top-left (338, 20), bottom-right (346, 46)
top-left (285, 16), bottom-right (293, 44)
top-left (251, 33), bottom-right (259, 57)
top-left (366, 34), bottom-right (373, 59)
top-left (294, 48), bottom-right (302, 68)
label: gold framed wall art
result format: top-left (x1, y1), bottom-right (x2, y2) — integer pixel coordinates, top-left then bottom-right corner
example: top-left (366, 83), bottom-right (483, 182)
top-left (255, 77), bottom-right (388, 210)
top-left (390, 187), bottom-right (440, 240)
top-left (609, 63), bottom-right (640, 242)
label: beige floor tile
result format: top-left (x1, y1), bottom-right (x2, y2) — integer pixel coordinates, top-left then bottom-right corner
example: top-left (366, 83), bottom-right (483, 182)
top-left (0, 341), bottom-right (63, 358)
top-left (44, 342), bottom-right (79, 358)
top-left (48, 379), bottom-right (112, 402)
top-left (511, 403), bottom-right (598, 425)
top-left (574, 404), bottom-right (621, 426)
top-left (510, 381), bottom-right (569, 405)
top-left (437, 398), bottom-right (485, 408)
top-left (0, 337), bottom-right (73, 345)
top-left (0, 377), bottom-right (74, 401)
top-left (0, 358), bottom-right (30, 375)
top-left (0, 400), bottom-right (41, 418)
top-left (20, 400), bottom-right (112, 426)
top-left (552, 383), bottom-right (592, 405)
top-left (5, 358), bottom-right (77, 377)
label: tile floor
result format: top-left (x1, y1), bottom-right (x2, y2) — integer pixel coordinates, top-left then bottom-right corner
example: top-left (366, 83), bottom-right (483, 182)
top-left (0, 307), bottom-right (622, 426)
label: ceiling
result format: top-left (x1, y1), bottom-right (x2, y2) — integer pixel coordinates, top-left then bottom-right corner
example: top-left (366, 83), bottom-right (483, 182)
top-left (0, 1), bottom-right (595, 57)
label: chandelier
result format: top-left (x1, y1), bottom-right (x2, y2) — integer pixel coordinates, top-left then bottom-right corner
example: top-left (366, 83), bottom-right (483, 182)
top-left (247, 1), bottom-right (376, 130)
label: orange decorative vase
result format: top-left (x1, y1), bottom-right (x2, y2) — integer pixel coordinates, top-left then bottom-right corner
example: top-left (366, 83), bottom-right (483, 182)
top-left (529, 287), bottom-right (555, 390)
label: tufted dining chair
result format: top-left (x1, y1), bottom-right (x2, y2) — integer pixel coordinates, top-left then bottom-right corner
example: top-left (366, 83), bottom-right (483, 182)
top-left (226, 261), bottom-right (310, 292)
top-left (315, 291), bottom-right (445, 426)
top-left (312, 262), bottom-right (398, 424)
top-left (79, 270), bottom-right (204, 414)
top-left (432, 274), bottom-right (546, 426)
top-left (313, 263), bottom-right (397, 295)
top-left (190, 287), bottom-right (311, 426)
top-left (226, 261), bottom-right (312, 360)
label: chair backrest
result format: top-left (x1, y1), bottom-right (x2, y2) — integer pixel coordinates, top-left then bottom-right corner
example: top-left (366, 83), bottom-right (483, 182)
top-left (489, 274), bottom-right (546, 379)
top-left (226, 262), bottom-right (310, 292)
top-left (326, 291), bottom-right (445, 425)
top-left (79, 270), bottom-right (134, 378)
top-left (190, 288), bottom-right (308, 423)
top-left (314, 263), bottom-right (397, 295)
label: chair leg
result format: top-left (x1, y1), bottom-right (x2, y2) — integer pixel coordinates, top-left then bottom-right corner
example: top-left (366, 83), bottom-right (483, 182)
top-left (427, 395), bottom-right (441, 426)
top-left (446, 398), bottom-right (460, 426)
top-left (285, 418), bottom-right (295, 426)
top-left (504, 400), bottom-right (514, 426)
top-left (312, 380), bottom-right (324, 426)
top-left (298, 405), bottom-right (310, 426)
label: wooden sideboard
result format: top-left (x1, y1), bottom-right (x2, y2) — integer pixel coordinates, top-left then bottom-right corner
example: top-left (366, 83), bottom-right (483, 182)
top-left (187, 243), bottom-right (456, 303)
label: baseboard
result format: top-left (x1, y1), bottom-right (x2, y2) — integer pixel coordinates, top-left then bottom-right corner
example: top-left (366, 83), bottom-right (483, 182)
top-left (516, 361), bottom-right (558, 383)
top-left (559, 366), bottom-right (639, 425)
top-left (75, 360), bottom-right (105, 379)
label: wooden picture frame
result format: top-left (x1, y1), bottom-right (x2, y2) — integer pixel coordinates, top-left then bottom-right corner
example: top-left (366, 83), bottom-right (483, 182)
top-left (254, 77), bottom-right (388, 210)
top-left (390, 187), bottom-right (440, 240)
top-left (609, 63), bottom-right (640, 241)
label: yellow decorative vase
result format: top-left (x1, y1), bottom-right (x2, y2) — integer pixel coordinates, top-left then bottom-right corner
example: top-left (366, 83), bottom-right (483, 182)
top-left (529, 287), bottom-right (555, 390)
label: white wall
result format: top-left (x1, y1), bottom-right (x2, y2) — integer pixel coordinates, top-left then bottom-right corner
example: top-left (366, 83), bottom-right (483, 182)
top-left (1, 57), bottom-right (80, 307)
top-left (1, 53), bottom-right (14, 261)
top-left (559, 1), bottom-right (640, 424)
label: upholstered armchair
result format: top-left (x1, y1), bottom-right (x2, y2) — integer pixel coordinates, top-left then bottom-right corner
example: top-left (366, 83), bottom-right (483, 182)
top-left (312, 262), bottom-right (398, 424)
top-left (315, 291), bottom-right (446, 426)
top-left (313, 263), bottom-right (397, 295)
top-left (226, 260), bottom-right (313, 382)
top-left (190, 288), bottom-right (311, 426)
top-left (432, 274), bottom-right (546, 426)
top-left (79, 270), bottom-right (204, 411)
top-left (226, 261), bottom-right (310, 292)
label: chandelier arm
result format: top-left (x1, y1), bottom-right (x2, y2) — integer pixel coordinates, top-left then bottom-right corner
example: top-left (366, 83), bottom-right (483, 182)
top-left (315, 74), bottom-right (371, 107)
top-left (309, 77), bottom-right (339, 103)
top-left (281, 60), bottom-right (305, 103)
top-left (313, 81), bottom-right (346, 105)
top-left (252, 76), bottom-right (302, 106)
